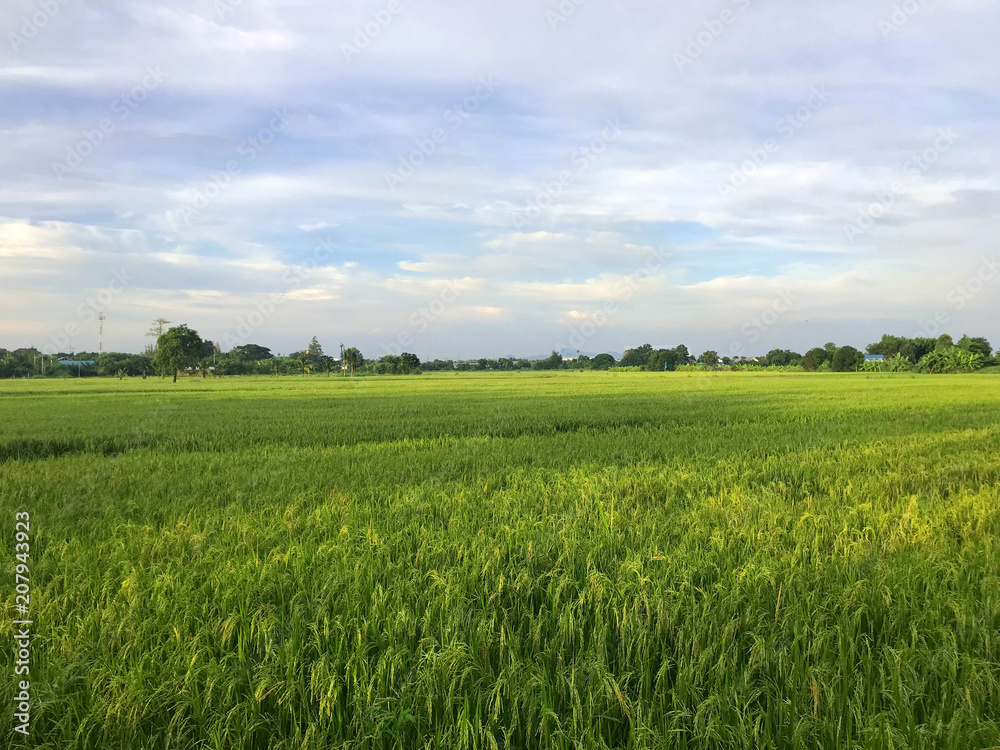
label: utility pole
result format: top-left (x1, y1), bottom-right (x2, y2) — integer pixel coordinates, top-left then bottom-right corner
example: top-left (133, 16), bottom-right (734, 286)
top-left (98, 313), bottom-right (105, 354)
top-left (340, 343), bottom-right (345, 375)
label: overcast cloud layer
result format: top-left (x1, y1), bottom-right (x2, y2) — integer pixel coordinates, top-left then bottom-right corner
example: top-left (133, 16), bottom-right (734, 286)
top-left (1, 0), bottom-right (997, 359)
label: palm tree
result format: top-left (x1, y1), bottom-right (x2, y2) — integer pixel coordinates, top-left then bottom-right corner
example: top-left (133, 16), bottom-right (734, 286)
top-left (295, 357), bottom-right (312, 376)
top-left (343, 347), bottom-right (362, 375)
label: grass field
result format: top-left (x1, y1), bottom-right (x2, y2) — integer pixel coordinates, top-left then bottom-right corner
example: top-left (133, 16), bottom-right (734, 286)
top-left (2, 372), bottom-right (999, 749)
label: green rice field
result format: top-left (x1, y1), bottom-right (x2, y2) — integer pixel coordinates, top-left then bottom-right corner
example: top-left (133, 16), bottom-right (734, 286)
top-left (2, 372), bottom-right (999, 749)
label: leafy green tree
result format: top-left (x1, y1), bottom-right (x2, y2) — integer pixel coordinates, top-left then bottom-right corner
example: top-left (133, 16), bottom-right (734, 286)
top-left (647, 348), bottom-right (680, 371)
top-left (620, 344), bottom-right (653, 368)
top-left (144, 318), bottom-right (171, 356)
top-left (957, 335), bottom-right (992, 358)
top-left (343, 347), bottom-right (362, 375)
top-left (801, 347), bottom-right (828, 371)
top-left (867, 334), bottom-right (903, 357)
top-left (307, 337), bottom-right (324, 361)
top-left (699, 350), bottom-right (720, 366)
top-left (867, 334), bottom-right (935, 363)
top-left (532, 351), bottom-right (564, 370)
top-left (378, 355), bottom-right (401, 374)
top-left (421, 359), bottom-right (453, 371)
top-left (673, 344), bottom-right (692, 364)
top-left (318, 356), bottom-right (335, 376)
top-left (935, 334), bottom-right (954, 351)
top-left (831, 345), bottom-right (863, 372)
top-left (153, 325), bottom-right (204, 382)
top-left (230, 344), bottom-right (273, 361)
top-left (591, 353), bottom-right (615, 370)
top-left (764, 349), bottom-right (801, 367)
top-left (900, 337), bottom-right (935, 363)
top-left (400, 353), bottom-right (421, 374)
top-left (98, 353), bottom-right (151, 377)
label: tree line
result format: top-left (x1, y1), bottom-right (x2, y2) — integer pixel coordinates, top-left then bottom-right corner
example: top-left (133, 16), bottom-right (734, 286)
top-left (1, 323), bottom-right (995, 379)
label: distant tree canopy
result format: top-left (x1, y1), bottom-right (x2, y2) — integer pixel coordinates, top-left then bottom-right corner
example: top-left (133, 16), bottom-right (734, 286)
top-left (591, 353), bottom-right (616, 370)
top-left (646, 347), bottom-right (686, 372)
top-left (373, 353), bottom-right (421, 375)
top-left (97, 353), bottom-right (152, 377)
top-left (230, 344), bottom-right (273, 361)
top-left (619, 344), bottom-right (692, 371)
top-left (342, 347), bottom-right (363, 375)
top-left (619, 344), bottom-right (654, 368)
top-left (957, 335), bottom-right (992, 358)
top-left (145, 318), bottom-right (171, 340)
top-left (5, 327), bottom-right (996, 380)
top-left (307, 337), bottom-right (324, 359)
top-left (699, 350), bottom-right (720, 367)
top-left (198, 339), bottom-right (217, 359)
top-left (863, 334), bottom-right (992, 364)
top-left (153, 325), bottom-right (204, 382)
top-left (532, 351), bottom-right (564, 370)
top-left (801, 347), bottom-right (828, 372)
top-left (831, 345), bottom-right (864, 372)
top-left (764, 349), bottom-right (802, 367)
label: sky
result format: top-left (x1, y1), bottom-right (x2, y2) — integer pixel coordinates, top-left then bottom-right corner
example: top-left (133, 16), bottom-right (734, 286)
top-left (1, 0), bottom-right (997, 360)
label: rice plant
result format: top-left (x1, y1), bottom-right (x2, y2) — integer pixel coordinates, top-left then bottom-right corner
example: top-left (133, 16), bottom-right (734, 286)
top-left (1, 372), bottom-right (999, 749)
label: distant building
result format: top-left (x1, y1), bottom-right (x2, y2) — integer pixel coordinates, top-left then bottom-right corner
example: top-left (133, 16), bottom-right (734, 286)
top-left (58, 359), bottom-right (95, 366)
top-left (865, 354), bottom-right (885, 362)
